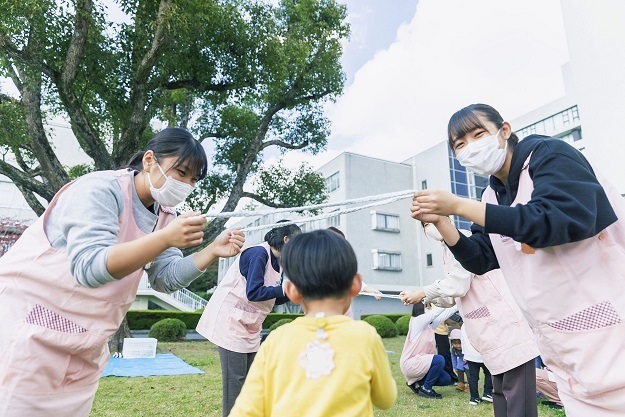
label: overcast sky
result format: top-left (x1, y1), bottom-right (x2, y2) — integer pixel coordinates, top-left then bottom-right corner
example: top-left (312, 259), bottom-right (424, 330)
top-left (271, 0), bottom-right (570, 170)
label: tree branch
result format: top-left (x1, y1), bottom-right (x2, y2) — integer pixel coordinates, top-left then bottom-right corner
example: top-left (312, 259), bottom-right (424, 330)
top-left (12, 180), bottom-right (46, 216)
top-left (261, 139), bottom-right (309, 151)
top-left (199, 132), bottom-right (227, 141)
top-left (0, 29), bottom-right (57, 79)
top-left (0, 159), bottom-right (54, 202)
top-left (158, 79), bottom-right (243, 92)
top-left (61, 0), bottom-right (92, 87)
top-left (4, 61), bottom-right (23, 93)
top-left (115, 0), bottom-right (174, 165)
top-left (241, 191), bottom-right (291, 209)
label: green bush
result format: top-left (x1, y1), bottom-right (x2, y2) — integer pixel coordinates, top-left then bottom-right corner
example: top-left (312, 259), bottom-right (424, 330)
top-left (269, 318), bottom-right (293, 332)
top-left (126, 310), bottom-right (304, 331)
top-left (262, 313), bottom-right (304, 329)
top-left (362, 314), bottom-right (398, 338)
top-left (127, 310), bottom-right (203, 330)
top-left (148, 318), bottom-right (187, 342)
top-left (360, 313), bottom-right (406, 323)
top-left (395, 315), bottom-right (411, 336)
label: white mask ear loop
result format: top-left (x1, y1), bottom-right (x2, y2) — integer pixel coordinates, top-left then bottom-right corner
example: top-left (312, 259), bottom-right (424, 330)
top-left (147, 159), bottom-right (168, 190)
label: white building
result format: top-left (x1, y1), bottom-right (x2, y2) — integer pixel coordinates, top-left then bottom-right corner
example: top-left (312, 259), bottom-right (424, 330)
top-left (511, 1), bottom-right (625, 193)
top-left (220, 151), bottom-right (490, 318)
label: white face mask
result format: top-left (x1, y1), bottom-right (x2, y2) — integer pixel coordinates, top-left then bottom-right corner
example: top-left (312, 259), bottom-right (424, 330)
top-left (147, 162), bottom-right (195, 207)
top-left (424, 224), bottom-right (443, 242)
top-left (455, 128), bottom-right (507, 176)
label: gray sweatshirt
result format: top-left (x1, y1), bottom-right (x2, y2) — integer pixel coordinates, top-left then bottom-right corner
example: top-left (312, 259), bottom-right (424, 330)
top-left (45, 170), bottom-right (203, 293)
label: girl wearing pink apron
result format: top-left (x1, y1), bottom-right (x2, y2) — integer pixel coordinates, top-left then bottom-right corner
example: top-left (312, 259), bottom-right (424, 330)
top-left (402, 224), bottom-right (540, 417)
top-left (400, 303), bottom-right (458, 399)
top-left (0, 128), bottom-right (244, 417)
top-left (196, 222), bottom-right (300, 417)
top-left (412, 103), bottom-right (625, 416)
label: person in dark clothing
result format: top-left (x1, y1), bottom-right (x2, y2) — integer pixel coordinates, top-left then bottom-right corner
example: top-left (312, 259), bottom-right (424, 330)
top-left (410, 103), bottom-right (625, 415)
top-left (196, 220), bottom-right (301, 417)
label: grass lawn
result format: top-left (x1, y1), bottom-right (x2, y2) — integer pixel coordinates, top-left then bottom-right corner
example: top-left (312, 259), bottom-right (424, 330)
top-left (92, 336), bottom-right (566, 417)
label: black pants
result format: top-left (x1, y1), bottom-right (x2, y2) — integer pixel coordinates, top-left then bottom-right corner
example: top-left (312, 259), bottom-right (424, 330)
top-left (435, 333), bottom-right (456, 381)
top-left (467, 360), bottom-right (493, 399)
top-left (492, 359), bottom-right (538, 417)
top-left (218, 347), bottom-right (257, 417)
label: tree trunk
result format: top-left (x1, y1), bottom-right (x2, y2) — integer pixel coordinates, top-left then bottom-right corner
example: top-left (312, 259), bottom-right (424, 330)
top-left (108, 316), bottom-right (132, 354)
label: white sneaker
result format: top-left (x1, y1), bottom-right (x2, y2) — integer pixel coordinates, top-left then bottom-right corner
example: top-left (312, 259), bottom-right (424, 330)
top-left (469, 398), bottom-right (482, 405)
top-left (482, 394), bottom-right (493, 403)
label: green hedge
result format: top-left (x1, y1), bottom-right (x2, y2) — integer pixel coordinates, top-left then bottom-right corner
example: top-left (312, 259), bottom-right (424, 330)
top-left (360, 313), bottom-right (406, 323)
top-left (127, 310), bottom-right (304, 330)
top-left (262, 314), bottom-right (303, 329)
top-left (148, 318), bottom-right (187, 342)
top-left (269, 318), bottom-right (293, 332)
top-left (126, 310), bottom-right (203, 330)
top-left (362, 315), bottom-right (398, 338)
top-left (129, 311), bottom-right (420, 332)
top-left (395, 315), bottom-right (411, 336)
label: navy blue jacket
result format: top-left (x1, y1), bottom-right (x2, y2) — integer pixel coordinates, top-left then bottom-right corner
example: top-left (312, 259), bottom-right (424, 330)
top-left (239, 246), bottom-right (290, 305)
top-left (449, 135), bottom-right (617, 274)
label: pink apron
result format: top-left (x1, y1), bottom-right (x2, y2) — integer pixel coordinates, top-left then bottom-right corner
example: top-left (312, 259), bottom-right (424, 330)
top-left (0, 169), bottom-right (173, 417)
top-left (483, 156), bottom-right (625, 416)
top-left (454, 268), bottom-right (539, 375)
top-left (399, 322), bottom-right (435, 384)
top-left (196, 242), bottom-right (281, 353)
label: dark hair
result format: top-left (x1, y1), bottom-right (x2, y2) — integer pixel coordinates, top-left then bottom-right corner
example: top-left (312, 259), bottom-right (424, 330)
top-left (126, 127), bottom-right (208, 181)
top-left (281, 229), bottom-right (357, 300)
top-left (447, 103), bottom-right (519, 153)
top-left (412, 302), bottom-right (425, 318)
top-left (264, 220), bottom-right (301, 251)
top-left (327, 226), bottom-right (345, 238)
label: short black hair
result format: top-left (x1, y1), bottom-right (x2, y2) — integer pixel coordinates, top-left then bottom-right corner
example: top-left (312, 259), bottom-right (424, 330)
top-left (281, 229), bottom-right (357, 300)
top-left (447, 103), bottom-right (519, 153)
top-left (264, 220), bottom-right (301, 251)
top-left (412, 302), bottom-right (425, 318)
top-left (126, 127), bottom-right (208, 181)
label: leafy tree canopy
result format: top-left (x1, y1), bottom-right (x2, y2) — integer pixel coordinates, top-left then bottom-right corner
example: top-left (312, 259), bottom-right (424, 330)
top-left (0, 0), bottom-right (349, 241)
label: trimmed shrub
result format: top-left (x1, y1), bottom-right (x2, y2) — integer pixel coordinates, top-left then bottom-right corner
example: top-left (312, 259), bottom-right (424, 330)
top-left (262, 313), bottom-right (304, 329)
top-left (269, 318), bottom-right (293, 332)
top-left (148, 318), bottom-right (187, 342)
top-left (127, 311), bottom-right (304, 331)
top-left (360, 313), bottom-right (406, 323)
top-left (127, 310), bottom-right (202, 330)
top-left (362, 315), bottom-right (398, 338)
top-left (395, 315), bottom-right (411, 336)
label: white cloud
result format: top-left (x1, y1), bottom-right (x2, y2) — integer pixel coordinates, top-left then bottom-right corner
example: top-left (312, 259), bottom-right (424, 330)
top-left (319, 0), bottom-right (569, 163)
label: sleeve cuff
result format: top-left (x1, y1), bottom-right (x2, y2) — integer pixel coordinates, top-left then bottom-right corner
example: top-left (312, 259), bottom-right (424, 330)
top-left (447, 233), bottom-right (476, 263)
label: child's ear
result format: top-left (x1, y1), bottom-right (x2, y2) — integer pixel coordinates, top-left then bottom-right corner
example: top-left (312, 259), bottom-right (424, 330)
top-left (284, 281), bottom-right (303, 305)
top-left (349, 274), bottom-right (363, 297)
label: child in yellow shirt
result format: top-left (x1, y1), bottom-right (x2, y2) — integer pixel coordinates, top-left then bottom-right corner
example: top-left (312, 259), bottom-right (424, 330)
top-left (228, 229), bottom-right (397, 417)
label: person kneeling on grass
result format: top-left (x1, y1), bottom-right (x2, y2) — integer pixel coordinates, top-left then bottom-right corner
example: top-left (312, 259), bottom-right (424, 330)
top-left (400, 302), bottom-right (458, 399)
top-left (228, 229), bottom-right (397, 417)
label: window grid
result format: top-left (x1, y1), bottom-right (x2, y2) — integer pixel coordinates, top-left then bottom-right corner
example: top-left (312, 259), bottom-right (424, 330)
top-left (372, 250), bottom-right (402, 271)
top-left (326, 172), bottom-right (340, 193)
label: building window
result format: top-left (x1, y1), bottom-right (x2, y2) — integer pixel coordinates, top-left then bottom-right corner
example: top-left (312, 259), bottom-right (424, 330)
top-left (326, 172), bottom-right (340, 193)
top-left (370, 211), bottom-right (400, 232)
top-left (327, 209), bottom-right (340, 228)
top-left (421, 179), bottom-right (427, 190)
top-left (426, 253), bottom-right (433, 267)
top-left (572, 106), bottom-right (580, 122)
top-left (371, 250), bottom-right (402, 271)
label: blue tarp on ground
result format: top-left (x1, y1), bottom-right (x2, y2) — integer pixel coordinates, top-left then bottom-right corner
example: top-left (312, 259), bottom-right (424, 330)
top-left (102, 353), bottom-right (204, 377)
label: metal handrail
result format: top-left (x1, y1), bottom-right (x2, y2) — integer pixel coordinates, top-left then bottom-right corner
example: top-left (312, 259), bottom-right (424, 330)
top-left (138, 274), bottom-right (207, 311)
